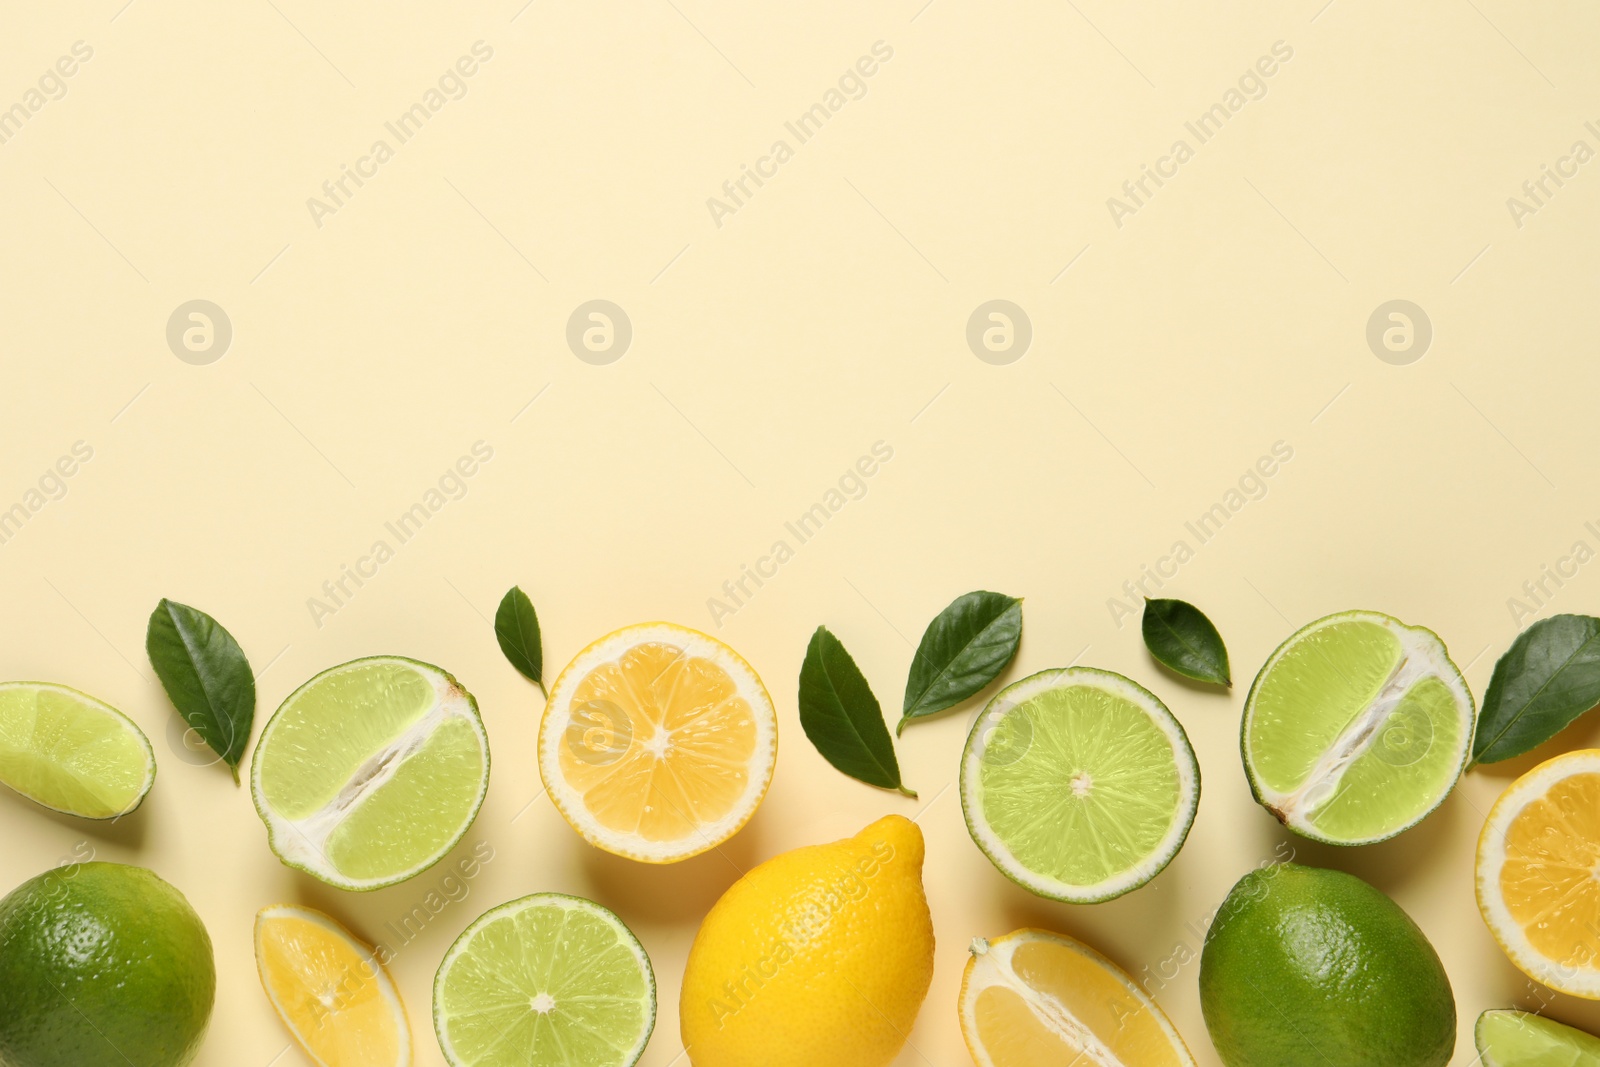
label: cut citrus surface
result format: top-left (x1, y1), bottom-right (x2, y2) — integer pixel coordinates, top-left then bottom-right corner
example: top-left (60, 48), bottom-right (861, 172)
top-left (255, 904), bottom-right (411, 1067)
top-left (1243, 610), bottom-right (1473, 845)
top-left (960, 667), bottom-right (1199, 903)
top-left (1476, 1009), bottom-right (1600, 1065)
top-left (960, 929), bottom-right (1196, 1067)
top-left (251, 657), bottom-right (489, 891)
top-left (0, 682), bottom-right (155, 819)
top-left (1477, 749), bottom-right (1600, 998)
top-left (433, 893), bottom-right (655, 1067)
top-left (538, 623), bottom-right (777, 863)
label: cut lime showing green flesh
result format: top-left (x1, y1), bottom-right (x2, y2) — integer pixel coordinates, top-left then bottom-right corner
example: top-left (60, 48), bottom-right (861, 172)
top-left (250, 656), bottom-right (489, 891)
top-left (434, 893), bottom-right (656, 1067)
top-left (960, 667), bottom-right (1200, 903)
top-left (1477, 1009), bottom-right (1600, 1066)
top-left (1242, 611), bottom-right (1473, 846)
top-left (0, 682), bottom-right (155, 819)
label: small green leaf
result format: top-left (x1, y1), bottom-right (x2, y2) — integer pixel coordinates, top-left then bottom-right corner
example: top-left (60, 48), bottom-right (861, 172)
top-left (1141, 598), bottom-right (1231, 687)
top-left (899, 591), bottom-right (1022, 733)
top-left (1473, 614), bottom-right (1600, 764)
top-left (799, 626), bottom-right (915, 797)
top-left (495, 586), bottom-right (544, 693)
top-left (145, 599), bottom-right (255, 782)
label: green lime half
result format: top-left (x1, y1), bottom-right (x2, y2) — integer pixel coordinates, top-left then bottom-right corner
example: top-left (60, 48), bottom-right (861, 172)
top-left (1477, 1009), bottom-right (1600, 1066)
top-left (0, 682), bottom-right (155, 819)
top-left (1242, 610), bottom-right (1473, 846)
top-left (434, 893), bottom-right (656, 1067)
top-left (250, 656), bottom-right (490, 891)
top-left (960, 667), bottom-right (1200, 903)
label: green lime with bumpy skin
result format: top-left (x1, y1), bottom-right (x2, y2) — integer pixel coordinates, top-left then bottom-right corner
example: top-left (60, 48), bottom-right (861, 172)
top-left (251, 656), bottom-right (491, 891)
top-left (0, 862), bottom-right (215, 1067)
top-left (1476, 1009), bottom-right (1600, 1066)
top-left (960, 667), bottom-right (1200, 903)
top-left (434, 893), bottom-right (656, 1067)
top-left (1200, 863), bottom-right (1454, 1067)
top-left (1242, 610), bottom-right (1473, 845)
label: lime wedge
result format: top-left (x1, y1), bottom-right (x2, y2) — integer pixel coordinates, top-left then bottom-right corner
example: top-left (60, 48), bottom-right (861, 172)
top-left (960, 667), bottom-right (1200, 903)
top-left (0, 682), bottom-right (155, 819)
top-left (1476, 1009), bottom-right (1600, 1066)
top-left (250, 656), bottom-right (489, 891)
top-left (433, 893), bottom-right (656, 1067)
top-left (1242, 610), bottom-right (1473, 845)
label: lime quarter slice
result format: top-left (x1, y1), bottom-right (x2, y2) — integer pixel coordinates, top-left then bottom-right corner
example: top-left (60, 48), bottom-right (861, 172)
top-left (1242, 610), bottom-right (1473, 846)
top-left (960, 667), bottom-right (1200, 903)
top-left (0, 682), bottom-right (155, 819)
top-left (433, 893), bottom-right (656, 1067)
top-left (250, 656), bottom-right (490, 891)
top-left (1476, 1009), bottom-right (1600, 1065)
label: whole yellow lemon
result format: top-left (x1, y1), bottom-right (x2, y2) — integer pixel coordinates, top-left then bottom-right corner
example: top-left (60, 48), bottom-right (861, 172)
top-left (680, 815), bottom-right (935, 1067)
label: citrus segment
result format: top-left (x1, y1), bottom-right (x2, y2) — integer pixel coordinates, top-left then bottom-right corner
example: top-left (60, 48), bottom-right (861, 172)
top-left (433, 893), bottom-right (655, 1067)
top-left (960, 668), bottom-right (1199, 902)
top-left (1477, 750), bottom-right (1600, 998)
top-left (251, 657), bottom-right (489, 891)
top-left (1476, 1009), bottom-right (1600, 1065)
top-left (539, 623), bottom-right (776, 863)
top-left (959, 929), bottom-right (1195, 1067)
top-left (255, 905), bottom-right (411, 1067)
top-left (1243, 611), bottom-right (1473, 845)
top-left (0, 682), bottom-right (155, 819)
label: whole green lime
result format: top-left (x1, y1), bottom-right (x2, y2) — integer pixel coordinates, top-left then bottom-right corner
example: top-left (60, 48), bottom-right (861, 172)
top-left (1200, 863), bottom-right (1454, 1067)
top-left (0, 862), bottom-right (215, 1067)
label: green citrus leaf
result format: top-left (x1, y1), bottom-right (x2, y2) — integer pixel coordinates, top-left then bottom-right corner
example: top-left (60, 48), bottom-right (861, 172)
top-left (899, 591), bottom-right (1022, 733)
top-left (494, 586), bottom-right (544, 693)
top-left (1141, 598), bottom-right (1231, 686)
top-left (1473, 614), bottom-right (1600, 764)
top-left (145, 598), bottom-right (255, 781)
top-left (799, 626), bottom-right (914, 797)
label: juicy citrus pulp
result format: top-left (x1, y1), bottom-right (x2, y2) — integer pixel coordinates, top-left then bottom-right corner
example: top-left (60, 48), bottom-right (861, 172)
top-left (255, 905), bottom-right (411, 1067)
top-left (1200, 863), bottom-right (1455, 1067)
top-left (433, 893), bottom-right (655, 1067)
top-left (679, 815), bottom-right (934, 1067)
top-left (960, 667), bottom-right (1199, 902)
top-left (1477, 749), bottom-right (1600, 998)
top-left (1243, 610), bottom-right (1473, 845)
top-left (959, 929), bottom-right (1195, 1067)
top-left (0, 862), bottom-right (214, 1067)
top-left (1476, 1009), bottom-right (1600, 1065)
top-left (538, 623), bottom-right (777, 863)
top-left (251, 657), bottom-right (489, 890)
top-left (0, 681), bottom-right (154, 819)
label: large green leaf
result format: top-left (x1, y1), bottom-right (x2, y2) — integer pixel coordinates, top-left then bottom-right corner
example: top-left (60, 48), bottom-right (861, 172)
top-left (1141, 598), bottom-right (1230, 687)
top-left (899, 591), bottom-right (1022, 733)
top-left (799, 626), bottom-right (914, 796)
top-left (1474, 614), bottom-right (1600, 764)
top-left (146, 598), bottom-right (255, 781)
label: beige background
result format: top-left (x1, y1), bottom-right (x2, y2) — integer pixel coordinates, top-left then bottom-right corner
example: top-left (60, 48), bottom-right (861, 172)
top-left (3, 0), bottom-right (1600, 1063)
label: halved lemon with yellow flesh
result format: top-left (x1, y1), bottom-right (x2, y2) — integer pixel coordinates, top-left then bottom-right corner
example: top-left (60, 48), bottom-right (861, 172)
top-left (255, 904), bottom-right (412, 1067)
top-left (1477, 749), bottom-right (1600, 998)
top-left (960, 929), bottom-right (1196, 1067)
top-left (538, 623), bottom-right (777, 863)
